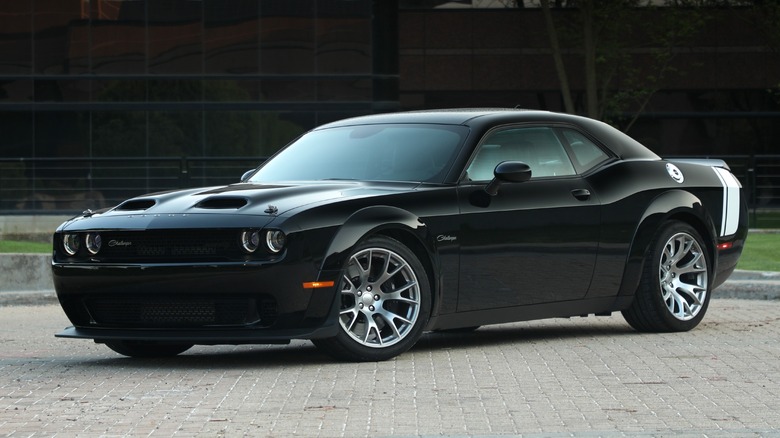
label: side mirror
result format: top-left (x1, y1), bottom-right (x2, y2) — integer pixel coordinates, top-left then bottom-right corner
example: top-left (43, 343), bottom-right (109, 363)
top-left (484, 161), bottom-right (532, 196)
top-left (240, 169), bottom-right (255, 182)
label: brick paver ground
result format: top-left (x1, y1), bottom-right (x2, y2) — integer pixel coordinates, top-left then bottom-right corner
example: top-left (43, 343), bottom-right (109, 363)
top-left (1, 299), bottom-right (779, 437)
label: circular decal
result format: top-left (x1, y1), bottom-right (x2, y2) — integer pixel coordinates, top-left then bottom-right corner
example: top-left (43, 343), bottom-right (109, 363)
top-left (666, 163), bottom-right (684, 184)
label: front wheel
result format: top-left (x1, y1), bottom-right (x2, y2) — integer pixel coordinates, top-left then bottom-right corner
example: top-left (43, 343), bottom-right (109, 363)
top-left (623, 221), bottom-right (711, 332)
top-left (313, 236), bottom-right (431, 361)
top-left (104, 341), bottom-right (193, 358)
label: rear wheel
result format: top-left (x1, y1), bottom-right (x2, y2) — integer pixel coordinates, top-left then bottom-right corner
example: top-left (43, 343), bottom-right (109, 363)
top-left (623, 221), bottom-right (711, 332)
top-left (314, 236), bottom-right (431, 361)
top-left (104, 341), bottom-right (193, 358)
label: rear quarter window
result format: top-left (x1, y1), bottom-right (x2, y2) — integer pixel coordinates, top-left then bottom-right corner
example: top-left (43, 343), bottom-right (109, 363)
top-left (560, 129), bottom-right (611, 174)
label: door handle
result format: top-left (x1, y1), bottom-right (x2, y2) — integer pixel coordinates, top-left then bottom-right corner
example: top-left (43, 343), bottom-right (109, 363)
top-left (571, 188), bottom-right (591, 201)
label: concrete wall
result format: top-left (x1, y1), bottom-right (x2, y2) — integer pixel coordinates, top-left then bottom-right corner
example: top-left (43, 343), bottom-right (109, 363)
top-left (1, 216), bottom-right (60, 292)
top-left (0, 254), bottom-right (53, 292)
top-left (0, 215), bottom-right (70, 242)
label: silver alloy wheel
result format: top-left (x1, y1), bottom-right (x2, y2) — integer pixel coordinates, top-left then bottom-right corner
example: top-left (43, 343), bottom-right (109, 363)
top-left (658, 231), bottom-right (708, 321)
top-left (338, 247), bottom-right (421, 348)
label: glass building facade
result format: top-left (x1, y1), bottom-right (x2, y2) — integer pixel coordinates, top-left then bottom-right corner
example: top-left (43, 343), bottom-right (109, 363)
top-left (1, 1), bottom-right (778, 215)
top-left (0, 0), bottom-right (398, 161)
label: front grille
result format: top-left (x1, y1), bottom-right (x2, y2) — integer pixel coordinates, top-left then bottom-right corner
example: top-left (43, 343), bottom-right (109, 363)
top-left (84, 295), bottom-right (278, 328)
top-left (98, 230), bottom-right (243, 262)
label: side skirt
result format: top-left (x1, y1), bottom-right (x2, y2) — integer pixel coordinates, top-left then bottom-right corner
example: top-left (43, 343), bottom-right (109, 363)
top-left (427, 296), bottom-right (634, 331)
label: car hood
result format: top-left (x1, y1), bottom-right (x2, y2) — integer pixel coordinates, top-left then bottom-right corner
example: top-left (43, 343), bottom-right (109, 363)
top-left (59, 181), bottom-right (422, 231)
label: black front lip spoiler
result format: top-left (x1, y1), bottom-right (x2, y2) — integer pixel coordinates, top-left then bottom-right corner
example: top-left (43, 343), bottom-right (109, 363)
top-left (56, 323), bottom-right (340, 345)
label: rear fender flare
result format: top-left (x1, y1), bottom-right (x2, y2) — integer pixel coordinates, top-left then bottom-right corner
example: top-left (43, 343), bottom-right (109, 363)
top-left (619, 190), bottom-right (717, 296)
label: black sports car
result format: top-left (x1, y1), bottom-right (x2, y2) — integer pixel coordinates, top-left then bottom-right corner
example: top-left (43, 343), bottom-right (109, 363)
top-left (53, 109), bottom-right (747, 361)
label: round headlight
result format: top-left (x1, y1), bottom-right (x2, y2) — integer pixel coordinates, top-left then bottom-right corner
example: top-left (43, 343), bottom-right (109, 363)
top-left (241, 230), bottom-right (261, 253)
top-left (63, 234), bottom-right (81, 256)
top-left (86, 233), bottom-right (102, 255)
top-left (265, 230), bottom-right (286, 253)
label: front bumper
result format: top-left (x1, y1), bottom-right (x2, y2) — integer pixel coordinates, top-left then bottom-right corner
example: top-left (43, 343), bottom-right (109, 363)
top-left (53, 261), bottom-right (342, 344)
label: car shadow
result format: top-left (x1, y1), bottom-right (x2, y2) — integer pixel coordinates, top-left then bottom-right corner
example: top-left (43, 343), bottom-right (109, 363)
top-left (72, 318), bottom-right (639, 370)
top-left (414, 319), bottom-right (638, 353)
top-left (77, 342), bottom-right (331, 370)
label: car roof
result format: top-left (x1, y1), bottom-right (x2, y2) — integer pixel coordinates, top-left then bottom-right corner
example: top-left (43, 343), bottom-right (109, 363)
top-left (317, 109), bottom-right (660, 161)
top-left (318, 108), bottom-right (538, 128)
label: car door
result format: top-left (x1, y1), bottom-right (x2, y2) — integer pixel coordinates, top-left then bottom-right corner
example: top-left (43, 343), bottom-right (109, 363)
top-left (456, 125), bottom-right (602, 312)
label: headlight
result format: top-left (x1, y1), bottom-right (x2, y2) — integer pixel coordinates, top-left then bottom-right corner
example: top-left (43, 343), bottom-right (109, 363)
top-left (265, 230), bottom-right (286, 253)
top-left (63, 234), bottom-right (81, 256)
top-left (240, 230), bottom-right (261, 253)
top-left (85, 233), bottom-right (102, 255)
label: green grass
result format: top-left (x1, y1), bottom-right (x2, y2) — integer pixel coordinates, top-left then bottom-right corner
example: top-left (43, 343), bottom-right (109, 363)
top-left (2, 233), bottom-right (779, 271)
top-left (0, 240), bottom-right (51, 254)
top-left (735, 233), bottom-right (780, 272)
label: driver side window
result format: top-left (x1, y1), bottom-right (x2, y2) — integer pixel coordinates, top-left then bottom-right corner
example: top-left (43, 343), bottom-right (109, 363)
top-left (466, 127), bottom-right (576, 181)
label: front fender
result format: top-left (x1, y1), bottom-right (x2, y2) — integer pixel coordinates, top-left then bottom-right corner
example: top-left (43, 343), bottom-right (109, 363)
top-left (618, 190), bottom-right (717, 296)
top-left (319, 205), bottom-right (430, 273)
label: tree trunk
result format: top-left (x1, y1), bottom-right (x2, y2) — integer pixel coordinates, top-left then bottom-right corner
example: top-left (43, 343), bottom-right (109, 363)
top-left (540, 0), bottom-right (575, 114)
top-left (581, 0), bottom-right (599, 119)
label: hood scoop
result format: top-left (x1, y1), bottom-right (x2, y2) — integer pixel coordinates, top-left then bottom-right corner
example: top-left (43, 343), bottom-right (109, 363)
top-left (195, 196), bottom-right (248, 210)
top-left (115, 199), bottom-right (157, 211)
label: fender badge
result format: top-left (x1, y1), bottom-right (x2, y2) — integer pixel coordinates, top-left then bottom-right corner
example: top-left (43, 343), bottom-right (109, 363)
top-left (437, 234), bottom-right (457, 242)
top-left (666, 163), bottom-right (684, 184)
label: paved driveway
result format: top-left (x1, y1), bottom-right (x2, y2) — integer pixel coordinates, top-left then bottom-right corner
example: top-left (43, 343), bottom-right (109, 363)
top-left (1, 299), bottom-right (779, 437)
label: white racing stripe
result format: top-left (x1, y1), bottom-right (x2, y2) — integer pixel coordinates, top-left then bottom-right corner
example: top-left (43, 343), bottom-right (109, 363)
top-left (712, 167), bottom-right (741, 237)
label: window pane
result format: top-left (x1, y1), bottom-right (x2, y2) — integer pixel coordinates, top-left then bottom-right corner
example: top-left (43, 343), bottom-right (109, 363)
top-left (203, 79), bottom-right (254, 102)
top-left (561, 129), bottom-right (610, 173)
top-left (467, 127), bottom-right (575, 180)
top-left (148, 111), bottom-right (203, 156)
top-left (92, 23), bottom-right (147, 74)
top-left (260, 0), bottom-right (315, 74)
top-left (148, 0), bottom-right (203, 74)
top-left (0, 111), bottom-right (33, 157)
top-left (34, 79), bottom-right (90, 102)
top-left (147, 79), bottom-right (203, 102)
top-left (316, 17), bottom-right (371, 74)
top-left (204, 0), bottom-right (260, 74)
top-left (0, 110), bottom-right (33, 209)
top-left (33, 0), bottom-right (84, 75)
top-left (35, 111), bottom-right (89, 157)
top-left (92, 79), bottom-right (146, 102)
top-left (0, 2), bottom-right (32, 74)
top-left (205, 111), bottom-right (261, 156)
top-left (260, 78), bottom-right (316, 102)
top-left (92, 111), bottom-right (147, 157)
top-left (318, 78), bottom-right (371, 101)
top-left (0, 80), bottom-right (33, 103)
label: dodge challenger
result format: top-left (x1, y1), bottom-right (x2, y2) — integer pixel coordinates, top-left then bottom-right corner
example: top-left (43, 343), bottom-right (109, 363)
top-left (52, 109), bottom-right (747, 361)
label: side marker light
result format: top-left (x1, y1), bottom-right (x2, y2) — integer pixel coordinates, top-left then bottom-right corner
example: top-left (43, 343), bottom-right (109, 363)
top-left (303, 281), bottom-right (335, 289)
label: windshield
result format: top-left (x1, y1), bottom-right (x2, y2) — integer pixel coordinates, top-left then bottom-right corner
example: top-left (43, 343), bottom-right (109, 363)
top-left (249, 124), bottom-right (469, 184)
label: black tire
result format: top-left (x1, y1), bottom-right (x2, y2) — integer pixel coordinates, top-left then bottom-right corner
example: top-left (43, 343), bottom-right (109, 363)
top-left (104, 341), bottom-right (193, 358)
top-left (622, 221), bottom-right (711, 332)
top-left (313, 236), bottom-right (431, 362)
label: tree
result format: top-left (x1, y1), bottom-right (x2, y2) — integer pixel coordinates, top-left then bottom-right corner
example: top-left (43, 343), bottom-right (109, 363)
top-left (538, 0), bottom-right (711, 132)
top-left (540, 0), bottom-right (574, 113)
